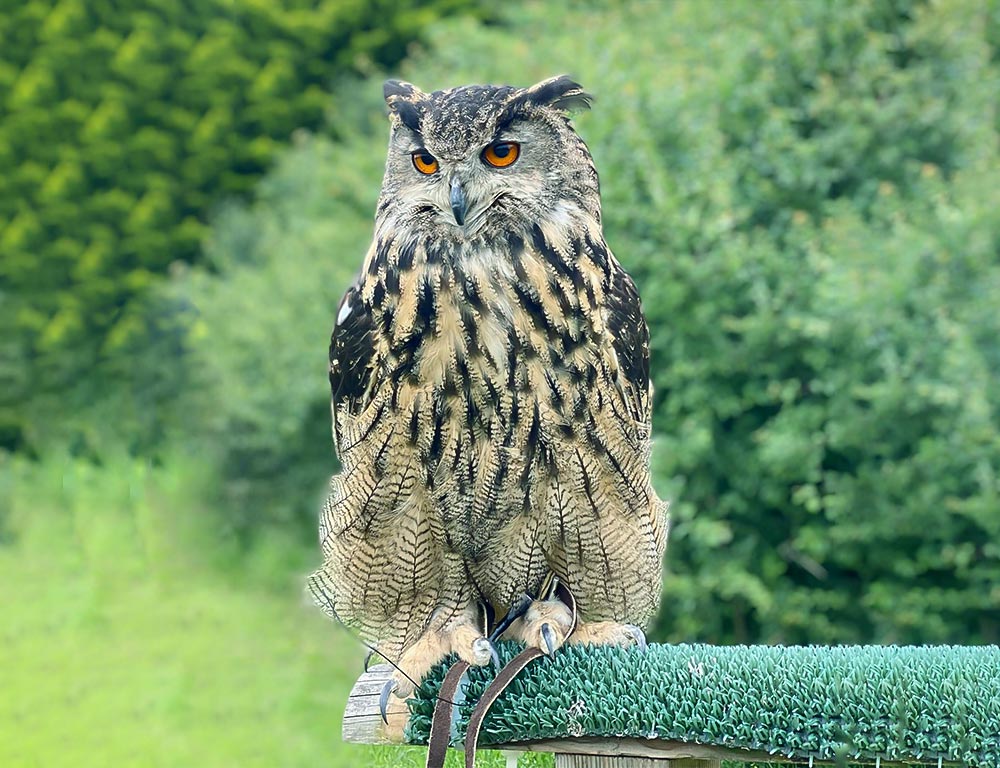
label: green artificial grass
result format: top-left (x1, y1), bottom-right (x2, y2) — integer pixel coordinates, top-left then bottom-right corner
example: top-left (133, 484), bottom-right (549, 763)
top-left (408, 641), bottom-right (1000, 766)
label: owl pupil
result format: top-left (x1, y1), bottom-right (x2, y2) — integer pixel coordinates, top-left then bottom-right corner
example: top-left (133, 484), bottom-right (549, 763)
top-left (420, 154), bottom-right (433, 164)
top-left (493, 144), bottom-right (510, 157)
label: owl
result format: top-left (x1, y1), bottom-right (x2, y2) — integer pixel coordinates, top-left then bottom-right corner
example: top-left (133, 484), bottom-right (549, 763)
top-left (308, 76), bottom-right (668, 715)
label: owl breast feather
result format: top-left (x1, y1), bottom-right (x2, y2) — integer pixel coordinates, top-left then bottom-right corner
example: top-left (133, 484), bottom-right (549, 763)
top-left (330, 225), bottom-right (647, 555)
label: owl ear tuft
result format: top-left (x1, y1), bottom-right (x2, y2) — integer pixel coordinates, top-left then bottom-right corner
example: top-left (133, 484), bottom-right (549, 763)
top-left (524, 75), bottom-right (593, 113)
top-left (383, 79), bottom-right (426, 132)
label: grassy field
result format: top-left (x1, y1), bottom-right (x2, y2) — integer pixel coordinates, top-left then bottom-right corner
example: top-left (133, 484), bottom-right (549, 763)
top-left (0, 452), bottom-right (350, 767)
top-left (0, 452), bottom-right (550, 767)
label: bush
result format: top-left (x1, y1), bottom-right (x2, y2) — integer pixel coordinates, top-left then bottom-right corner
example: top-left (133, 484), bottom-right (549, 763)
top-left (178, 0), bottom-right (1000, 642)
top-left (0, 0), bottom-right (480, 451)
top-left (168, 117), bottom-right (386, 539)
top-left (640, 0), bottom-right (1000, 644)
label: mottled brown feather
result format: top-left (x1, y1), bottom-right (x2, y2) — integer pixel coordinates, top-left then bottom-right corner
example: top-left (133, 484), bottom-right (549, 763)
top-left (308, 78), bottom-right (667, 665)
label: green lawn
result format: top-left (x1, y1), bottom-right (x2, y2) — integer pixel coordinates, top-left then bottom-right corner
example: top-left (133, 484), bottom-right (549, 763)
top-left (0, 452), bottom-right (360, 767)
top-left (0, 453), bottom-right (550, 767)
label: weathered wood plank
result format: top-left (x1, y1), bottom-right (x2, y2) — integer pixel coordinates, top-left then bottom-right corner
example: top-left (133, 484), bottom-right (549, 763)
top-left (508, 737), bottom-right (777, 764)
top-left (343, 663), bottom-right (408, 744)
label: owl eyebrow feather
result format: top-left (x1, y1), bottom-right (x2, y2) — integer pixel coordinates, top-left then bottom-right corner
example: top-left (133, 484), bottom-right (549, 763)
top-left (492, 113), bottom-right (524, 141)
top-left (390, 99), bottom-right (423, 133)
top-left (493, 76), bottom-right (592, 133)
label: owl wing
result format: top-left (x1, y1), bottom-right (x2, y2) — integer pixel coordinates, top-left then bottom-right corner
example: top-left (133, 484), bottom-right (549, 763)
top-left (604, 265), bottom-right (653, 426)
top-left (328, 276), bottom-right (376, 452)
top-left (315, 266), bottom-right (452, 657)
top-left (537, 249), bottom-right (666, 627)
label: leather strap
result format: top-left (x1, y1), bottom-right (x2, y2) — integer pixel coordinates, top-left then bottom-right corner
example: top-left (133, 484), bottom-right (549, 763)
top-left (425, 660), bottom-right (470, 768)
top-left (464, 647), bottom-right (545, 768)
top-left (428, 577), bottom-right (578, 768)
top-left (554, 579), bottom-right (579, 636)
top-left (463, 575), bottom-right (579, 767)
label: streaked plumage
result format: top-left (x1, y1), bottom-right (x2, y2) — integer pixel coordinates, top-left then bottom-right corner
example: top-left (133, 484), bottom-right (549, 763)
top-left (308, 76), bottom-right (668, 702)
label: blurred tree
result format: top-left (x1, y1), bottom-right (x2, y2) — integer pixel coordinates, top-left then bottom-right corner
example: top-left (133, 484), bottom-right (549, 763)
top-left (640, 0), bottom-right (1000, 644)
top-left (167, 118), bottom-right (386, 541)
top-left (0, 0), bottom-right (480, 451)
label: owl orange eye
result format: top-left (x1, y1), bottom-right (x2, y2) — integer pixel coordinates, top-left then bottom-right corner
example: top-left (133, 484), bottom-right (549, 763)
top-left (482, 141), bottom-right (520, 168)
top-left (411, 151), bottom-right (439, 175)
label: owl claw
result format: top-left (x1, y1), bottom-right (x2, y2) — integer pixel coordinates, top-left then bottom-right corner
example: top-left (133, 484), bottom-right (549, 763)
top-left (540, 622), bottom-right (558, 656)
top-left (626, 624), bottom-right (647, 651)
top-left (379, 678), bottom-right (398, 724)
top-left (471, 636), bottom-right (500, 668)
top-left (364, 648), bottom-right (376, 672)
top-left (489, 592), bottom-right (533, 641)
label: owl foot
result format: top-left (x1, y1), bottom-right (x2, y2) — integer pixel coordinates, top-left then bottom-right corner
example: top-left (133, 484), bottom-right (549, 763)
top-left (567, 620), bottom-right (647, 650)
top-left (378, 605), bottom-right (498, 739)
top-left (489, 592), bottom-right (533, 642)
top-left (505, 597), bottom-right (576, 656)
top-left (447, 612), bottom-right (500, 669)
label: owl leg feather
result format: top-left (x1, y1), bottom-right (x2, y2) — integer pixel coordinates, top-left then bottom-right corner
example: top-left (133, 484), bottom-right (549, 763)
top-left (567, 620), bottom-right (647, 650)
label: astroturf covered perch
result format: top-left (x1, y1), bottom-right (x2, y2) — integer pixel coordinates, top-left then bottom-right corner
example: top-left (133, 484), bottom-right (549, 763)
top-left (345, 642), bottom-right (1000, 766)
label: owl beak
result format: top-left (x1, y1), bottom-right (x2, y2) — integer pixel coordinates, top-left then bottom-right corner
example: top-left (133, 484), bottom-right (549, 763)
top-left (449, 176), bottom-right (468, 226)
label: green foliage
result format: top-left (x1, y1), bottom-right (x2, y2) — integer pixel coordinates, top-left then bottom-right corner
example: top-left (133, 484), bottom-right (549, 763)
top-left (640, 0), bottom-right (1000, 645)
top-left (718, 0), bottom-right (968, 229)
top-left (12, 1), bottom-right (999, 765)
top-left (168, 122), bottom-right (386, 539)
top-left (179, 0), bottom-right (1000, 644)
top-left (0, 0), bottom-right (479, 451)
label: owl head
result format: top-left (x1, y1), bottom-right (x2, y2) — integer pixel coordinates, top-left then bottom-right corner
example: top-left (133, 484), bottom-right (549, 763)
top-left (376, 76), bottom-right (599, 242)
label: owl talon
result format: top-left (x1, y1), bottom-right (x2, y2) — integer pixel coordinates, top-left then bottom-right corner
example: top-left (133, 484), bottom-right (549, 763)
top-left (540, 622), bottom-right (558, 656)
top-left (379, 678), bottom-right (398, 724)
top-left (490, 592), bottom-right (533, 642)
top-left (626, 624), bottom-right (647, 651)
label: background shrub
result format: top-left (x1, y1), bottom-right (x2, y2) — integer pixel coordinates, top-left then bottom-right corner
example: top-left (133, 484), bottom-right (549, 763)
top-left (639, 0), bottom-right (1000, 643)
top-left (0, 0), bottom-right (479, 451)
top-left (167, 119), bottom-right (385, 541)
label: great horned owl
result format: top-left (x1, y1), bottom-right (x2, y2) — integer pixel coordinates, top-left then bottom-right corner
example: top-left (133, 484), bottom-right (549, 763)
top-left (308, 76), bottom-right (668, 710)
